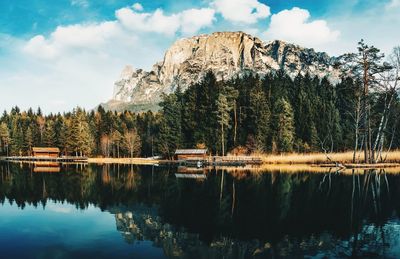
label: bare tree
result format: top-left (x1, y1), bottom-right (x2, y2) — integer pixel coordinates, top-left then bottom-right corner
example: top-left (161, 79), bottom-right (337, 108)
top-left (100, 134), bottom-right (110, 157)
top-left (124, 129), bottom-right (141, 158)
top-left (37, 116), bottom-right (46, 145)
top-left (373, 47), bottom-right (400, 162)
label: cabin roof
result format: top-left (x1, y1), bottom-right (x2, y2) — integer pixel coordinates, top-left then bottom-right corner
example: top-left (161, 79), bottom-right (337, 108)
top-left (32, 147), bottom-right (60, 153)
top-left (174, 149), bottom-right (208, 155)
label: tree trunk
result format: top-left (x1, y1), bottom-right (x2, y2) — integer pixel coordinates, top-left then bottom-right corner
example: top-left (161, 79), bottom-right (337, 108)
top-left (363, 54), bottom-right (370, 164)
top-left (373, 92), bottom-right (394, 162)
top-left (368, 109), bottom-right (373, 163)
top-left (234, 103), bottom-right (237, 146)
top-left (353, 98), bottom-right (361, 163)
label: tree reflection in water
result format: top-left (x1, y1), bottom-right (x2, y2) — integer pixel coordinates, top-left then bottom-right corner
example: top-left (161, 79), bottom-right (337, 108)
top-left (0, 162), bottom-right (400, 257)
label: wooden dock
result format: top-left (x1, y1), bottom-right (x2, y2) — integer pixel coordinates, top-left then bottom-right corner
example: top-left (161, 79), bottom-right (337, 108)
top-left (1, 156), bottom-right (88, 163)
top-left (175, 173), bottom-right (207, 179)
top-left (210, 156), bottom-right (262, 165)
top-left (174, 156), bottom-right (262, 167)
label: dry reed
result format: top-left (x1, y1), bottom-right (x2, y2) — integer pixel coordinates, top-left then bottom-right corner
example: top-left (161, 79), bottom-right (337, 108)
top-left (257, 150), bottom-right (400, 165)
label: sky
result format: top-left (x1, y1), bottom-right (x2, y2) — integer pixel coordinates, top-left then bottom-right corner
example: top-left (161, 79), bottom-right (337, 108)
top-left (0, 0), bottom-right (399, 113)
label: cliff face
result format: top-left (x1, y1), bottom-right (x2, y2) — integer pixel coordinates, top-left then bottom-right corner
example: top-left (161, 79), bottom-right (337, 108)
top-left (108, 31), bottom-right (339, 110)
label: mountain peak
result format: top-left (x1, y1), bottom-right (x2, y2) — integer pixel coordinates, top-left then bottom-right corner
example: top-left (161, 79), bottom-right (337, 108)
top-left (108, 31), bottom-right (340, 111)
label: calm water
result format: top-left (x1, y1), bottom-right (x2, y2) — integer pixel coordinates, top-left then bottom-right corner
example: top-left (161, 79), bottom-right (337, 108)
top-left (0, 162), bottom-right (400, 258)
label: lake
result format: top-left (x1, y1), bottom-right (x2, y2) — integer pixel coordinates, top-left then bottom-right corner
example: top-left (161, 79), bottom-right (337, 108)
top-left (0, 162), bottom-right (399, 258)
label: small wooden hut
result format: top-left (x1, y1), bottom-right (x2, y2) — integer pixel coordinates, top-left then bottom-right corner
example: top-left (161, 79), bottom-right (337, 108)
top-left (32, 147), bottom-right (60, 158)
top-left (174, 149), bottom-right (208, 161)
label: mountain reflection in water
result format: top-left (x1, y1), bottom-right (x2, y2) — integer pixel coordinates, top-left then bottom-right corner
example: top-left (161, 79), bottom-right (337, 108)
top-left (0, 162), bottom-right (400, 258)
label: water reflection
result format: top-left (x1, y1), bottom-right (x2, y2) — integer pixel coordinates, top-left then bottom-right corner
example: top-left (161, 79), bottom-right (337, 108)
top-left (0, 162), bottom-right (400, 257)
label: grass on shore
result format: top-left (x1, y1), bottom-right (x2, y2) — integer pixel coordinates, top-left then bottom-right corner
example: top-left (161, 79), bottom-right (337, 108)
top-left (257, 150), bottom-right (400, 165)
top-left (87, 150), bottom-right (400, 167)
top-left (88, 157), bottom-right (159, 165)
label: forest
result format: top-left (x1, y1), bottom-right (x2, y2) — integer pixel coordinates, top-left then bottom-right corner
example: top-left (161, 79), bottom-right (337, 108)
top-left (0, 41), bottom-right (399, 162)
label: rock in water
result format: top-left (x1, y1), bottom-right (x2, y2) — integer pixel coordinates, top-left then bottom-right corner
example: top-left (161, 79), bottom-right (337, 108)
top-left (105, 31), bottom-right (340, 111)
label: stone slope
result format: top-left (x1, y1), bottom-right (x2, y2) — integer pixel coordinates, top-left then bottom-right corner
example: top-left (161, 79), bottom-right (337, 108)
top-left (107, 31), bottom-right (340, 110)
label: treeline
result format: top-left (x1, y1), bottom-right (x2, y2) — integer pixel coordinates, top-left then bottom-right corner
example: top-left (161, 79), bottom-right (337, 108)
top-left (1, 41), bottom-right (399, 159)
top-left (158, 71), bottom-right (400, 157)
top-left (0, 107), bottom-right (158, 157)
top-left (0, 71), bottom-right (398, 158)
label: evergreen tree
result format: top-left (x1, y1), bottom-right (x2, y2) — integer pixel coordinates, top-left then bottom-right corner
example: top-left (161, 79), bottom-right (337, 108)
top-left (249, 81), bottom-right (270, 152)
top-left (291, 73), bottom-right (316, 151)
top-left (158, 93), bottom-right (182, 158)
top-left (272, 98), bottom-right (295, 152)
top-left (215, 94), bottom-right (231, 156)
top-left (69, 109), bottom-right (94, 156)
top-left (11, 123), bottom-right (24, 155)
top-left (24, 126), bottom-right (34, 155)
top-left (43, 120), bottom-right (56, 147)
top-left (0, 122), bottom-right (10, 156)
top-left (58, 118), bottom-right (70, 155)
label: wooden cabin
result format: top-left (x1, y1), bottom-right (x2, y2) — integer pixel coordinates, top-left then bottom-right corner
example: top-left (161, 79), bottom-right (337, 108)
top-left (174, 149), bottom-right (208, 161)
top-left (32, 147), bottom-right (60, 158)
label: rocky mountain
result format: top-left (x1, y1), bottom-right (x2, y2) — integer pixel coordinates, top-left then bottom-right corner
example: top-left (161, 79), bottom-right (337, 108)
top-left (102, 31), bottom-right (340, 111)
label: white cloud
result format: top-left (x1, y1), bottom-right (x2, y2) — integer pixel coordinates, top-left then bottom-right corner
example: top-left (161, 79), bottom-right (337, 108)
top-left (116, 8), bottom-right (181, 36)
top-left (132, 3), bottom-right (144, 11)
top-left (22, 21), bottom-right (125, 60)
top-left (211, 0), bottom-right (270, 24)
top-left (265, 7), bottom-right (340, 48)
top-left (326, 3), bottom-right (400, 56)
top-left (23, 35), bottom-right (57, 59)
top-left (24, 3), bottom-right (216, 62)
top-left (71, 0), bottom-right (89, 8)
top-left (180, 8), bottom-right (216, 35)
top-left (386, 0), bottom-right (400, 8)
top-left (51, 22), bottom-right (121, 49)
top-left (116, 6), bottom-right (215, 36)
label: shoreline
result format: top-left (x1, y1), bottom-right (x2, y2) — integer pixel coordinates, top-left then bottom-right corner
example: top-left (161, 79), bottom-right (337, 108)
top-left (87, 157), bottom-right (160, 165)
top-left (2, 150), bottom-right (400, 169)
top-left (86, 151), bottom-right (400, 170)
top-left (258, 151), bottom-right (400, 165)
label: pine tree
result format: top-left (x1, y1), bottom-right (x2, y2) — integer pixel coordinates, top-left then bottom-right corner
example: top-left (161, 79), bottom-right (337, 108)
top-left (272, 98), bottom-right (295, 152)
top-left (0, 122), bottom-right (10, 156)
top-left (11, 124), bottom-right (24, 156)
top-left (43, 120), bottom-right (56, 147)
top-left (158, 92), bottom-right (182, 158)
top-left (249, 81), bottom-right (270, 152)
top-left (25, 126), bottom-right (34, 155)
top-left (59, 118), bottom-right (70, 155)
top-left (69, 109), bottom-right (94, 156)
top-left (215, 94), bottom-right (231, 156)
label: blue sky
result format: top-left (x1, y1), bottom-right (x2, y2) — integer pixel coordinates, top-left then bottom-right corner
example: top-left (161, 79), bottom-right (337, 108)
top-left (0, 0), bottom-right (399, 113)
